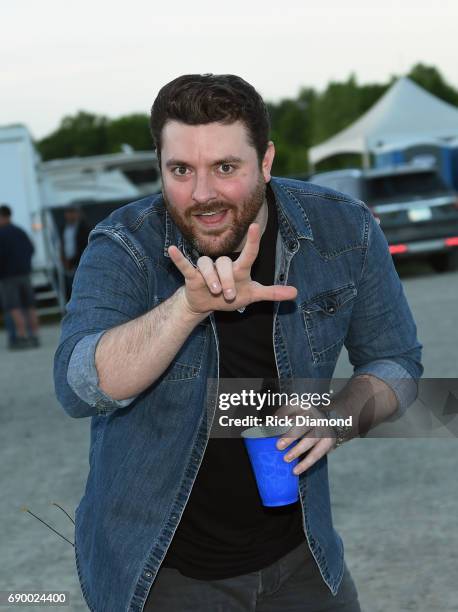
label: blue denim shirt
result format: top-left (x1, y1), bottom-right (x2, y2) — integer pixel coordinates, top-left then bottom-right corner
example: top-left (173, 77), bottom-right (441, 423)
top-left (54, 177), bottom-right (423, 612)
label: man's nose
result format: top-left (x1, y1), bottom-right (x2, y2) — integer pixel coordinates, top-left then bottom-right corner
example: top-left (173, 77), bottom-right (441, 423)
top-left (191, 173), bottom-right (217, 204)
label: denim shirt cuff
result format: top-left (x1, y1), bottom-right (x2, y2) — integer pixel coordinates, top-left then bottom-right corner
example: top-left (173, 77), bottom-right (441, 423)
top-left (67, 331), bottom-right (138, 414)
top-left (353, 359), bottom-right (418, 417)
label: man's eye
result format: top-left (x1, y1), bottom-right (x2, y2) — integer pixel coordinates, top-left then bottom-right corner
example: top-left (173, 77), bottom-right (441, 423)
top-left (172, 166), bottom-right (189, 176)
top-left (219, 163), bottom-right (234, 174)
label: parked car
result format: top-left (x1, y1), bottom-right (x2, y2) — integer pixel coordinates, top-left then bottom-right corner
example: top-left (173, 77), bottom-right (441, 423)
top-left (309, 164), bottom-right (458, 271)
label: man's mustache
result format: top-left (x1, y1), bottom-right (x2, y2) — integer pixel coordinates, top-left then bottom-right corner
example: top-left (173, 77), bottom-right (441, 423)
top-left (186, 202), bottom-right (237, 217)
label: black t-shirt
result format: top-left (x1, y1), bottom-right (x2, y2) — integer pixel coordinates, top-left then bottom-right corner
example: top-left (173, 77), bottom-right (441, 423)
top-left (162, 187), bottom-right (305, 579)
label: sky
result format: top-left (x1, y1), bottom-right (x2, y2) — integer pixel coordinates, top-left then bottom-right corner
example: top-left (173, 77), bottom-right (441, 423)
top-left (2, 0), bottom-right (458, 140)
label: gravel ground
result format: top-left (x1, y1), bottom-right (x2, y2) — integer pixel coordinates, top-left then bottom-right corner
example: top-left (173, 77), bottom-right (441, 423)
top-left (1, 265), bottom-right (457, 611)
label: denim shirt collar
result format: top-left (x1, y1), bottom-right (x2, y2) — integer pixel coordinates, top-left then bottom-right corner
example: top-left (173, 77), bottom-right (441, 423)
top-left (162, 176), bottom-right (314, 263)
top-left (269, 177), bottom-right (314, 245)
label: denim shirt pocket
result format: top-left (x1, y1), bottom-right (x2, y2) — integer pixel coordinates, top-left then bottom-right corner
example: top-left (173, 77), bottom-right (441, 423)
top-left (300, 283), bottom-right (357, 364)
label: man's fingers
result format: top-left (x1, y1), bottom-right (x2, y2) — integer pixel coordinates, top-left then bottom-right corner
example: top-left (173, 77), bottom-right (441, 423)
top-left (292, 438), bottom-right (336, 475)
top-left (236, 224), bottom-right (261, 271)
top-left (197, 256), bottom-right (222, 294)
top-left (214, 256), bottom-right (236, 300)
top-left (277, 435), bottom-right (299, 450)
top-left (168, 246), bottom-right (197, 280)
top-left (282, 432), bottom-right (316, 461)
top-left (250, 283), bottom-right (298, 304)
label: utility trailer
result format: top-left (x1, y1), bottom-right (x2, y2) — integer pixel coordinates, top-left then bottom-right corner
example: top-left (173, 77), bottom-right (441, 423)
top-left (0, 124), bottom-right (59, 314)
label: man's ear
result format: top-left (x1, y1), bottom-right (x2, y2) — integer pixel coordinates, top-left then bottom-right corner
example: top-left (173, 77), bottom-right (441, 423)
top-left (261, 141), bottom-right (275, 182)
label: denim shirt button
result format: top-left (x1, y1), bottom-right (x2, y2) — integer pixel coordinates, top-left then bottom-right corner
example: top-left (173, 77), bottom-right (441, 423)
top-left (144, 571), bottom-right (152, 579)
top-left (171, 513), bottom-right (178, 521)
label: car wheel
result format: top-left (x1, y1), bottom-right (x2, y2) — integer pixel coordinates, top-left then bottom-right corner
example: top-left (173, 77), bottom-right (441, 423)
top-left (430, 251), bottom-right (458, 272)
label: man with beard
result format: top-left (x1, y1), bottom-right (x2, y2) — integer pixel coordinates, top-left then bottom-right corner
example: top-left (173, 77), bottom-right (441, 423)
top-left (54, 74), bottom-right (422, 611)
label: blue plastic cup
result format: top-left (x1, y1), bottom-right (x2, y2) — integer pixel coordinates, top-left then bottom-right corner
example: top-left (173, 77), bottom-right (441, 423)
top-left (241, 425), bottom-right (299, 507)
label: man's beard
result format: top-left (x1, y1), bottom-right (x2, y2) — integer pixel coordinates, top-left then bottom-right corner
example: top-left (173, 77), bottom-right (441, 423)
top-left (163, 176), bottom-right (266, 257)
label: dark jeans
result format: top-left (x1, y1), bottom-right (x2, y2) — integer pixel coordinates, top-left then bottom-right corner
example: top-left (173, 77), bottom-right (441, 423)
top-left (144, 541), bottom-right (361, 611)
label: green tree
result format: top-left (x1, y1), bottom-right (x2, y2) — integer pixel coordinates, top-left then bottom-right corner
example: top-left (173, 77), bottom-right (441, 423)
top-left (37, 111), bottom-right (109, 160)
top-left (310, 74), bottom-right (387, 145)
top-left (36, 64), bottom-right (458, 175)
top-left (268, 89), bottom-right (315, 176)
top-left (106, 114), bottom-right (152, 153)
top-left (37, 111), bottom-right (153, 160)
top-left (408, 63), bottom-right (458, 106)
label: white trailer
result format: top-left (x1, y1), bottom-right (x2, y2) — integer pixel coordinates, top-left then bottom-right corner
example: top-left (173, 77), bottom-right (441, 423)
top-left (0, 124), bottom-right (60, 313)
top-left (0, 125), bottom-right (47, 272)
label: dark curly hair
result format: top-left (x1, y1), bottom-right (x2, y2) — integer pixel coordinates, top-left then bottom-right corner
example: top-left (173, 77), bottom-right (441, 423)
top-left (150, 74), bottom-right (270, 168)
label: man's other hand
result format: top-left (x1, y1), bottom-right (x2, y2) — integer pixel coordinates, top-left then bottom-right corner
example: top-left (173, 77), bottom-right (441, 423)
top-left (274, 403), bottom-right (337, 476)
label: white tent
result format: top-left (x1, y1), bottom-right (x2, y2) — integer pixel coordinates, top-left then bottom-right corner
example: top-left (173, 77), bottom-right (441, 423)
top-left (308, 77), bottom-right (458, 167)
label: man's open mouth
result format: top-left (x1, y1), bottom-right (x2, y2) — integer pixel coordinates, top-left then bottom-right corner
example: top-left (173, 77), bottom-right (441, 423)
top-left (193, 209), bottom-right (228, 226)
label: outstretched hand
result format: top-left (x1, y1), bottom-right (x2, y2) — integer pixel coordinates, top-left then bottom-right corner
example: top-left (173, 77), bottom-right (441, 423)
top-left (168, 223), bottom-right (297, 315)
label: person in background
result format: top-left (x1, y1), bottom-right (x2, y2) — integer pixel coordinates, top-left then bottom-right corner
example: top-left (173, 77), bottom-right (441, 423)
top-left (60, 206), bottom-right (90, 301)
top-left (0, 204), bottom-right (40, 349)
top-left (1, 309), bottom-right (19, 349)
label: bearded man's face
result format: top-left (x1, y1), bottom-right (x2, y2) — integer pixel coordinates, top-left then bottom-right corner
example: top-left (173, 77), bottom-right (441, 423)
top-left (160, 120), bottom-right (274, 257)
